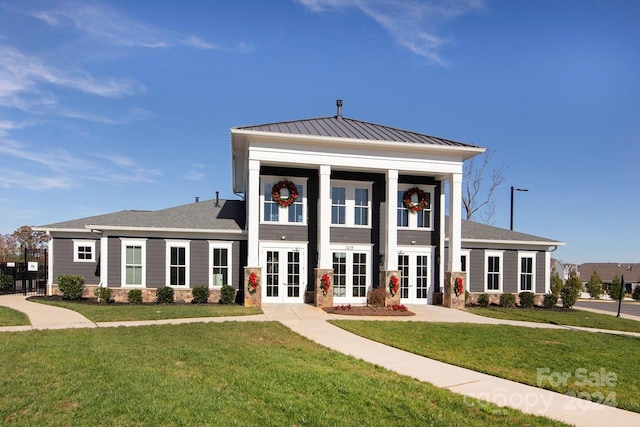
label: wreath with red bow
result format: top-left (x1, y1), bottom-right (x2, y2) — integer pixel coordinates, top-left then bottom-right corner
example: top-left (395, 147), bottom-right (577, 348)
top-left (247, 272), bottom-right (258, 295)
top-left (454, 277), bottom-right (464, 297)
top-left (271, 180), bottom-right (298, 207)
top-left (389, 275), bottom-right (399, 297)
top-left (403, 187), bottom-right (428, 212)
top-left (320, 274), bottom-right (331, 296)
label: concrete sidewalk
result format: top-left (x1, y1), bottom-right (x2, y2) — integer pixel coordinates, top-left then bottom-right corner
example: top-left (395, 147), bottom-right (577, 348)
top-left (263, 304), bottom-right (640, 427)
top-left (2, 295), bottom-right (640, 426)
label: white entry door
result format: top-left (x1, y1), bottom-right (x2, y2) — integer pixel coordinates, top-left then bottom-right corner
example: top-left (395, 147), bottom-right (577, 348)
top-left (261, 244), bottom-right (306, 303)
top-left (331, 245), bottom-right (371, 305)
top-left (398, 247), bottom-right (433, 304)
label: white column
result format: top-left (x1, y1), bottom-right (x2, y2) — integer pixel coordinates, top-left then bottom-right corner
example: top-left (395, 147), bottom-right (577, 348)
top-left (247, 159), bottom-right (260, 267)
top-left (100, 235), bottom-right (108, 286)
top-left (385, 169), bottom-right (398, 270)
top-left (439, 179), bottom-right (446, 288)
top-left (545, 251), bottom-right (551, 293)
top-left (47, 235), bottom-right (54, 294)
top-left (318, 165), bottom-right (332, 269)
top-left (447, 172), bottom-right (462, 272)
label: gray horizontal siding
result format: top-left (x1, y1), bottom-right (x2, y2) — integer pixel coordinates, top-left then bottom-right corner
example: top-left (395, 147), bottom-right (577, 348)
top-left (397, 230), bottom-right (434, 246)
top-left (190, 240), bottom-right (209, 287)
top-left (536, 252), bottom-right (546, 293)
top-left (330, 227), bottom-right (372, 244)
top-left (503, 250), bottom-right (517, 293)
top-left (469, 249), bottom-right (484, 293)
top-left (108, 237), bottom-right (121, 287)
top-left (146, 239), bottom-right (164, 288)
top-left (260, 224), bottom-right (308, 242)
top-left (52, 238), bottom-right (101, 285)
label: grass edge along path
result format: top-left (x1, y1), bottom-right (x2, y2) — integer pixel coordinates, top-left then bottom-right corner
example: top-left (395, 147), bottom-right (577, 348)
top-left (0, 306), bottom-right (30, 326)
top-left (29, 297), bottom-right (262, 322)
top-left (331, 320), bottom-right (640, 413)
top-left (0, 322), bottom-right (566, 426)
top-left (466, 306), bottom-right (640, 333)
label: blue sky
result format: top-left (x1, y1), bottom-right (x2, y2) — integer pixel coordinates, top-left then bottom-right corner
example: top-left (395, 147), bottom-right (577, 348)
top-left (0, 0), bottom-right (638, 264)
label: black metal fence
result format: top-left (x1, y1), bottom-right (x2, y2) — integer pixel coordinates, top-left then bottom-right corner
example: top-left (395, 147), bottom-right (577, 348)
top-left (0, 248), bottom-right (48, 296)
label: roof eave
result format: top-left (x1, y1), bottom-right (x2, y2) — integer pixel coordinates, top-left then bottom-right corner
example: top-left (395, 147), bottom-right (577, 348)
top-left (231, 128), bottom-right (485, 160)
top-left (85, 225), bottom-right (247, 235)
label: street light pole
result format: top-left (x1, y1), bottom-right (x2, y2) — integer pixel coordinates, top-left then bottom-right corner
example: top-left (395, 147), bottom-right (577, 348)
top-left (510, 186), bottom-right (529, 231)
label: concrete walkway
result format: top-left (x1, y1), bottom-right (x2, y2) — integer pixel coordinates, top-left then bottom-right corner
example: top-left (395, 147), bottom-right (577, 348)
top-left (2, 296), bottom-right (640, 426)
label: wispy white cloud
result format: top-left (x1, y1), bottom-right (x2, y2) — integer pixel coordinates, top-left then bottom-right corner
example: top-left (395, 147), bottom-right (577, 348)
top-left (183, 163), bottom-right (207, 181)
top-left (296, 0), bottom-right (484, 65)
top-left (0, 45), bottom-right (144, 114)
top-left (59, 107), bottom-right (155, 125)
top-left (25, 1), bottom-right (217, 50)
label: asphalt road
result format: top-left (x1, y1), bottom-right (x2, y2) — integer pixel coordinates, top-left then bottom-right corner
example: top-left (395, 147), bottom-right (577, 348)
top-left (575, 299), bottom-right (640, 317)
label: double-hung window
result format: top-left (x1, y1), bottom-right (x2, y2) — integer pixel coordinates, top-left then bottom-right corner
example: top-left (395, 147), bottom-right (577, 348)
top-left (121, 239), bottom-right (146, 287)
top-left (460, 250), bottom-right (471, 291)
top-left (209, 241), bottom-right (232, 288)
top-left (397, 185), bottom-right (434, 229)
top-left (73, 240), bottom-right (96, 262)
top-left (166, 241), bottom-right (189, 288)
top-left (518, 252), bottom-right (536, 292)
top-left (261, 178), bottom-right (306, 225)
top-left (484, 250), bottom-right (503, 292)
top-left (330, 181), bottom-right (371, 227)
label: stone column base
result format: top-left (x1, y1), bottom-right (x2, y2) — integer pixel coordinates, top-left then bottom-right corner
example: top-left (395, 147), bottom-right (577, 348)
top-left (244, 267), bottom-right (262, 307)
top-left (314, 268), bottom-right (333, 308)
top-left (444, 271), bottom-right (466, 309)
top-left (382, 270), bottom-right (401, 307)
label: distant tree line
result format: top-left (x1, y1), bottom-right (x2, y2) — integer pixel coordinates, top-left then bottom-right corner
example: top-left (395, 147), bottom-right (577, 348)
top-left (0, 226), bottom-right (49, 262)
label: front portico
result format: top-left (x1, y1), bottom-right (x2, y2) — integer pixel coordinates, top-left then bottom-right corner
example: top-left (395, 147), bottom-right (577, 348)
top-left (232, 102), bottom-right (483, 305)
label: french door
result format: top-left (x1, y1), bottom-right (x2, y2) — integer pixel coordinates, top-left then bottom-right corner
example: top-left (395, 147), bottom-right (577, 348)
top-left (398, 247), bottom-right (432, 304)
top-left (332, 245), bottom-right (371, 304)
top-left (261, 244), bottom-right (306, 303)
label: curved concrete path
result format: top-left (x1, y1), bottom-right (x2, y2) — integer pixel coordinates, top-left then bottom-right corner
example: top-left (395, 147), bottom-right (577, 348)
top-left (2, 296), bottom-right (640, 426)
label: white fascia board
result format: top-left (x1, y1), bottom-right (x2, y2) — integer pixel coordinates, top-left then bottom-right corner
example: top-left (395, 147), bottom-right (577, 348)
top-left (248, 144), bottom-right (464, 175)
top-left (86, 225), bottom-right (247, 238)
top-left (447, 238), bottom-right (565, 250)
top-left (235, 129), bottom-right (485, 160)
top-left (33, 227), bottom-right (92, 234)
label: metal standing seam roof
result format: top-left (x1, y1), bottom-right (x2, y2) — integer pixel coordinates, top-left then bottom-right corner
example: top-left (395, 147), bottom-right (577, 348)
top-left (235, 116), bottom-right (481, 148)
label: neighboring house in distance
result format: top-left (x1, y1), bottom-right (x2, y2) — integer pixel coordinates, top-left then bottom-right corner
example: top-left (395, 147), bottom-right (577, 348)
top-left (578, 263), bottom-right (640, 295)
top-left (36, 101), bottom-right (564, 305)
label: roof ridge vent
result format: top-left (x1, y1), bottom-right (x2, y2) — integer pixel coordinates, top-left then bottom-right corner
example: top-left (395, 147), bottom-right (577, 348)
top-left (336, 99), bottom-right (343, 119)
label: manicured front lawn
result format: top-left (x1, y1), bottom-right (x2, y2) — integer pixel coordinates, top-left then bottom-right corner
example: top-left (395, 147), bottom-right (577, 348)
top-left (30, 297), bottom-right (262, 322)
top-left (466, 306), bottom-right (640, 333)
top-left (332, 321), bottom-right (640, 413)
top-left (0, 322), bottom-right (564, 426)
top-left (0, 306), bottom-right (30, 326)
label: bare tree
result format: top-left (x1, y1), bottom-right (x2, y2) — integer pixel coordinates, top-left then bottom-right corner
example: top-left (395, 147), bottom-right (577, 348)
top-left (462, 149), bottom-right (507, 223)
top-left (11, 225), bottom-right (49, 250)
top-left (0, 234), bottom-right (19, 261)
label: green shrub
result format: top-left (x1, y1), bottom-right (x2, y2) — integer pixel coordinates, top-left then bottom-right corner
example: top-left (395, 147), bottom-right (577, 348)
top-left (127, 289), bottom-right (143, 304)
top-left (367, 287), bottom-right (387, 307)
top-left (609, 275), bottom-right (625, 301)
top-left (550, 267), bottom-right (563, 297)
top-left (543, 293), bottom-right (558, 309)
top-left (477, 293), bottom-right (490, 307)
top-left (518, 291), bottom-right (535, 308)
top-left (499, 293), bottom-right (516, 308)
top-left (57, 275), bottom-right (85, 300)
top-left (586, 270), bottom-right (603, 299)
top-left (94, 286), bottom-right (113, 304)
top-left (560, 284), bottom-right (578, 308)
top-left (219, 284), bottom-right (236, 304)
top-left (156, 286), bottom-right (174, 304)
top-left (0, 271), bottom-right (14, 291)
top-left (192, 285), bottom-right (210, 304)
top-left (633, 286), bottom-right (640, 301)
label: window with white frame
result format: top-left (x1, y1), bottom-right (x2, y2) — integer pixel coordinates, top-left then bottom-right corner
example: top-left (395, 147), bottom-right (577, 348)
top-left (121, 239), bottom-right (146, 287)
top-left (397, 185), bottom-right (434, 229)
top-left (261, 178), bottom-right (307, 225)
top-left (518, 252), bottom-right (536, 292)
top-left (330, 181), bottom-right (371, 227)
top-left (485, 250), bottom-right (503, 292)
top-left (461, 250), bottom-right (471, 291)
top-left (73, 240), bottom-right (96, 262)
top-left (331, 245), bottom-right (371, 300)
top-left (166, 241), bottom-right (189, 288)
top-left (209, 241), bottom-right (232, 288)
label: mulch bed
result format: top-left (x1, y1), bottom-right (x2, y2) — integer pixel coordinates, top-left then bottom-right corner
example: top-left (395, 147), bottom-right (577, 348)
top-left (26, 296), bottom-right (208, 306)
top-left (322, 305), bottom-right (415, 316)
